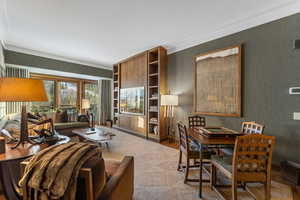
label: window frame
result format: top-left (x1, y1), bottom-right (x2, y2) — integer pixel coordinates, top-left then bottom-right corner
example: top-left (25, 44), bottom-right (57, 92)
top-left (30, 73), bottom-right (97, 112)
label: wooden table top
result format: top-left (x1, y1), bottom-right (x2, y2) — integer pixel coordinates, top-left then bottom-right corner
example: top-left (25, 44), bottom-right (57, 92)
top-left (188, 127), bottom-right (237, 145)
top-left (0, 135), bottom-right (70, 162)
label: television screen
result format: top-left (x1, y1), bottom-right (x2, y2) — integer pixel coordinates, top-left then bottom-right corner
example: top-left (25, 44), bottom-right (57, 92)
top-left (120, 87), bottom-right (144, 115)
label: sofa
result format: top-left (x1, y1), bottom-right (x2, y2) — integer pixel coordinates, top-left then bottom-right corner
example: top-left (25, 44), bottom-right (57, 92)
top-left (20, 155), bottom-right (134, 200)
top-left (47, 110), bottom-right (90, 137)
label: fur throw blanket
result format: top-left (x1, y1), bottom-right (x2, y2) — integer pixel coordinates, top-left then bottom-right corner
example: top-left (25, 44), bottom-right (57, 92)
top-left (19, 142), bottom-right (101, 200)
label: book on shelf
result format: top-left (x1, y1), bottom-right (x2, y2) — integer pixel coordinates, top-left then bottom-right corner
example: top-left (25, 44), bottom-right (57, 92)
top-left (149, 106), bottom-right (158, 112)
top-left (151, 93), bottom-right (158, 98)
top-left (150, 117), bottom-right (158, 123)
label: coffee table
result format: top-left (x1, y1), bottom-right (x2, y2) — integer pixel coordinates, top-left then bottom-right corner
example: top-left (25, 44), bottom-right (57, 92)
top-left (72, 128), bottom-right (115, 148)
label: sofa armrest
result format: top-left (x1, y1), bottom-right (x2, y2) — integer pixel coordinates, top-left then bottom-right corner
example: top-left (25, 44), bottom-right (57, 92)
top-left (97, 156), bottom-right (134, 200)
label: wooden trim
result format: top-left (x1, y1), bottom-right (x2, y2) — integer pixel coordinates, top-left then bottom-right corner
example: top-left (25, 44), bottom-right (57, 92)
top-left (114, 51), bottom-right (148, 65)
top-left (31, 73), bottom-right (97, 83)
top-left (193, 44), bottom-right (242, 117)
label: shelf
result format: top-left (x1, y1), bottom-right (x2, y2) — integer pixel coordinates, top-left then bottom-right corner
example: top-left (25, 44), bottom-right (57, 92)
top-left (149, 60), bottom-right (158, 65)
top-left (149, 110), bottom-right (158, 113)
top-left (114, 81), bottom-right (118, 83)
top-left (149, 86), bottom-right (158, 88)
top-left (149, 97), bottom-right (158, 100)
top-left (148, 133), bottom-right (159, 139)
top-left (149, 73), bottom-right (158, 77)
top-left (114, 72), bottom-right (119, 75)
top-left (149, 121), bottom-right (158, 125)
top-left (113, 98), bottom-right (118, 101)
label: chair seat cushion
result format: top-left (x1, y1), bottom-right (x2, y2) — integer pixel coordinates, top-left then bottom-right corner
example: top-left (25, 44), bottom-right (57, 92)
top-left (189, 140), bottom-right (215, 159)
top-left (211, 155), bottom-right (233, 172)
top-left (220, 147), bottom-right (234, 156)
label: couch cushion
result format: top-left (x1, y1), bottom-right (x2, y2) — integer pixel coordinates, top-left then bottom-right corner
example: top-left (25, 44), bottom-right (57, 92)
top-left (55, 110), bottom-right (68, 123)
top-left (54, 122), bottom-right (89, 130)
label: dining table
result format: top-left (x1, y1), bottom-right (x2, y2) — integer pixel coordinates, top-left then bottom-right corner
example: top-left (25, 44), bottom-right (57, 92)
top-left (188, 127), bottom-right (241, 199)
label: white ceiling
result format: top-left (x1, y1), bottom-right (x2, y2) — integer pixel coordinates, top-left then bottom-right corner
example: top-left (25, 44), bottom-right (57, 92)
top-left (0, 0), bottom-right (299, 69)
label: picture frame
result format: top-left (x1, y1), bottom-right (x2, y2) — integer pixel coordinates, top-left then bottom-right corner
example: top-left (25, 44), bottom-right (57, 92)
top-left (194, 45), bottom-right (242, 117)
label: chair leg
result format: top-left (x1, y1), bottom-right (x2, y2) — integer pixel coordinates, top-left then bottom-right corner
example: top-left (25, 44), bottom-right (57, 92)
top-left (232, 179), bottom-right (237, 200)
top-left (210, 164), bottom-right (216, 189)
top-left (264, 181), bottom-right (271, 200)
top-left (177, 150), bottom-right (182, 171)
top-left (184, 157), bottom-right (190, 184)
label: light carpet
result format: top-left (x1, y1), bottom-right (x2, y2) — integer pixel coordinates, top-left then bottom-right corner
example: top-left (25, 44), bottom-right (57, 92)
top-left (99, 127), bottom-right (293, 200)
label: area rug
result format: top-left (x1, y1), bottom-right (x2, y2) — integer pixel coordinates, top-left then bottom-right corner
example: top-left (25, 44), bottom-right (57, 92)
top-left (100, 127), bottom-right (293, 200)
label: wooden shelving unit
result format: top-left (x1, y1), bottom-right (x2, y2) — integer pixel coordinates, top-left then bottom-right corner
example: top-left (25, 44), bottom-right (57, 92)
top-left (147, 47), bottom-right (167, 141)
top-left (113, 64), bottom-right (120, 125)
top-left (112, 46), bottom-right (167, 142)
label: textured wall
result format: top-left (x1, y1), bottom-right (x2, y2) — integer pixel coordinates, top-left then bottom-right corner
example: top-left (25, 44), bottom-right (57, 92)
top-left (168, 13), bottom-right (300, 163)
top-left (4, 50), bottom-right (112, 78)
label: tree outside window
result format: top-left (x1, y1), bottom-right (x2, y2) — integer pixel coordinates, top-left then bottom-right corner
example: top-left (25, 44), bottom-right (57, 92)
top-left (31, 80), bottom-right (55, 113)
top-left (84, 83), bottom-right (99, 119)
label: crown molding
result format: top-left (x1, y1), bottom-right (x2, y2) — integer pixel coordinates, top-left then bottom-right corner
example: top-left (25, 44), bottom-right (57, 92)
top-left (167, 0), bottom-right (300, 54)
top-left (3, 41), bottom-right (113, 70)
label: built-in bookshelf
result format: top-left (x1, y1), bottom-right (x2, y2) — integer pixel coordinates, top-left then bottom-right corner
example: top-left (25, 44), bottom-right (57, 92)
top-left (113, 64), bottom-right (119, 125)
top-left (147, 47), bottom-right (167, 141)
top-left (112, 46), bottom-right (167, 142)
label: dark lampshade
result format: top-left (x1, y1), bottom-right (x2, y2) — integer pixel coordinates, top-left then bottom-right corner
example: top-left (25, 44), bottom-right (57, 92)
top-left (0, 77), bottom-right (48, 102)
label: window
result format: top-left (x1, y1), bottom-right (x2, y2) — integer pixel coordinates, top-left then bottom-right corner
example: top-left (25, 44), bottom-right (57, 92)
top-left (84, 83), bottom-right (99, 116)
top-left (31, 80), bottom-right (55, 112)
top-left (59, 81), bottom-right (78, 109)
top-left (30, 74), bottom-right (98, 115)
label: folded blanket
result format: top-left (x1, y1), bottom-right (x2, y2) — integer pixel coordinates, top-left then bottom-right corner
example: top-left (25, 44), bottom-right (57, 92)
top-left (19, 142), bottom-right (101, 200)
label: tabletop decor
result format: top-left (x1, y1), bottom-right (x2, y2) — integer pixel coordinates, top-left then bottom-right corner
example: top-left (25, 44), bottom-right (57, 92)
top-left (82, 98), bottom-right (95, 131)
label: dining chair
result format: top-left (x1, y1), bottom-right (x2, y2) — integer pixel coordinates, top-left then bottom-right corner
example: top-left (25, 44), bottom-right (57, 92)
top-left (177, 122), bottom-right (211, 183)
top-left (188, 115), bottom-right (206, 128)
top-left (241, 121), bottom-right (265, 134)
top-left (222, 121), bottom-right (265, 156)
top-left (210, 134), bottom-right (275, 200)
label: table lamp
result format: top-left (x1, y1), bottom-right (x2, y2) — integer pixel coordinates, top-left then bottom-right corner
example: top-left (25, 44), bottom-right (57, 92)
top-left (161, 94), bottom-right (178, 142)
top-left (0, 77), bottom-right (48, 148)
top-left (82, 99), bottom-right (95, 131)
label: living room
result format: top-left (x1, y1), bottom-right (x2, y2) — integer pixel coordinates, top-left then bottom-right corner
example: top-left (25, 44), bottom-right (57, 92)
top-left (0, 1), bottom-right (300, 200)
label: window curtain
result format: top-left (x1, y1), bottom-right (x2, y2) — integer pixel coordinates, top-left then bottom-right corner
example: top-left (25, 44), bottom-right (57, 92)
top-left (0, 43), bottom-right (5, 121)
top-left (97, 79), bottom-right (112, 125)
top-left (5, 64), bottom-right (30, 115)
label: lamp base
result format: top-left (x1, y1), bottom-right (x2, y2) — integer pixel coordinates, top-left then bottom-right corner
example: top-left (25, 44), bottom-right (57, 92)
top-left (11, 105), bottom-right (36, 149)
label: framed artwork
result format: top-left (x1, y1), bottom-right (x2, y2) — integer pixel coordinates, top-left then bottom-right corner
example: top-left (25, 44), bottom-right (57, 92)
top-left (194, 45), bottom-right (242, 117)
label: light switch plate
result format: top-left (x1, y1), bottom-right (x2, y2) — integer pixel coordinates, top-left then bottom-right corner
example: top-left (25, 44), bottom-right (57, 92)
top-left (293, 112), bottom-right (300, 120)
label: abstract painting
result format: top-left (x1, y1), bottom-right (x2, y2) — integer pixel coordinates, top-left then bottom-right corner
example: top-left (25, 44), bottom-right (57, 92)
top-left (194, 45), bottom-right (242, 117)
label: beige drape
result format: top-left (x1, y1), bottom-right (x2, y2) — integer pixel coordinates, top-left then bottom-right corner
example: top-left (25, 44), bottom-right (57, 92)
top-left (0, 43), bottom-right (5, 121)
top-left (97, 79), bottom-right (112, 125)
top-left (5, 64), bottom-right (30, 115)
